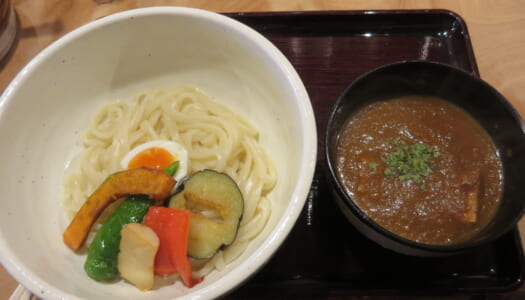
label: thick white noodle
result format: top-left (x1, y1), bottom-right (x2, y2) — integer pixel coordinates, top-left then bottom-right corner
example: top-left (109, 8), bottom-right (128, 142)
top-left (63, 86), bottom-right (277, 277)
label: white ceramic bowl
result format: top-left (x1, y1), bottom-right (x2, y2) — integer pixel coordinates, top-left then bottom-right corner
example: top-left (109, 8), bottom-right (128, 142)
top-left (0, 7), bottom-right (316, 299)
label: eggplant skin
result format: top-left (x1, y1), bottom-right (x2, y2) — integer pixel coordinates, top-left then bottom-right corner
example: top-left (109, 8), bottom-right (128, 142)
top-left (169, 170), bottom-right (244, 259)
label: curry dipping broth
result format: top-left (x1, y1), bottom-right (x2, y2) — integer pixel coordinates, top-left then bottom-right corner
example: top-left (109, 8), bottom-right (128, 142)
top-left (336, 95), bottom-right (503, 245)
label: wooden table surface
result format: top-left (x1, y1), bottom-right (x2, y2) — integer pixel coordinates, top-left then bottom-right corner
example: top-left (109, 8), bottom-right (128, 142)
top-left (1, 0), bottom-right (524, 299)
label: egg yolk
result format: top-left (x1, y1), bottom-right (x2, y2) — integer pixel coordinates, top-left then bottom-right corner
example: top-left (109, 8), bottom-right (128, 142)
top-left (128, 147), bottom-right (175, 170)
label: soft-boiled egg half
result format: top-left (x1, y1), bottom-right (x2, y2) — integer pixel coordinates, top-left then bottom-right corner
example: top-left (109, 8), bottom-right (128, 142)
top-left (120, 140), bottom-right (188, 183)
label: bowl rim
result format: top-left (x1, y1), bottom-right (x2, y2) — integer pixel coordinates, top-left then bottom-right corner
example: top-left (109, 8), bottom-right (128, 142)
top-left (325, 59), bottom-right (525, 254)
top-left (0, 6), bottom-right (317, 300)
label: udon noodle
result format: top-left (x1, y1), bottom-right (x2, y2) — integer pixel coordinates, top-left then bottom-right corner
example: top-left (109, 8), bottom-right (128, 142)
top-left (63, 86), bottom-right (277, 277)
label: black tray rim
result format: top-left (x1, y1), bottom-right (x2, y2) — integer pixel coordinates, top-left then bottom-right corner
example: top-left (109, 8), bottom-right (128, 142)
top-left (225, 9), bottom-right (480, 76)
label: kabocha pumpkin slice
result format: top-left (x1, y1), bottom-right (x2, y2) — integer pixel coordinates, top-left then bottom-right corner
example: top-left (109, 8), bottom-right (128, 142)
top-left (63, 167), bottom-right (176, 251)
top-left (169, 170), bottom-right (244, 259)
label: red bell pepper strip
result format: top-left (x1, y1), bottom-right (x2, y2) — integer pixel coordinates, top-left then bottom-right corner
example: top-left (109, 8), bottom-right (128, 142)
top-left (143, 206), bottom-right (203, 287)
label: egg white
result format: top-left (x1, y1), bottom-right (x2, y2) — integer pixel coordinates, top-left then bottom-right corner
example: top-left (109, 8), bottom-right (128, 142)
top-left (120, 140), bottom-right (189, 183)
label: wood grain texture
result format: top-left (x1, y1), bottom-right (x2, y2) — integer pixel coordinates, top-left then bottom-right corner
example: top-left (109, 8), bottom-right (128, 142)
top-left (1, 0), bottom-right (524, 299)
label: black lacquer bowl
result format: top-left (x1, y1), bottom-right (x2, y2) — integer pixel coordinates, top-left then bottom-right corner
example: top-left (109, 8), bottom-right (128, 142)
top-left (325, 60), bottom-right (525, 257)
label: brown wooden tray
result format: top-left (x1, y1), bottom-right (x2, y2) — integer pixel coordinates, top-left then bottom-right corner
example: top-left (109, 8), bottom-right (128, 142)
top-left (224, 10), bottom-right (525, 298)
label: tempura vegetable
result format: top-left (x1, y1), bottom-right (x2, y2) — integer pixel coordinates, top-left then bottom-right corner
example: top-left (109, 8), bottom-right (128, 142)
top-left (63, 167), bottom-right (175, 251)
top-left (84, 195), bottom-right (153, 281)
top-left (143, 206), bottom-right (203, 288)
top-left (118, 223), bottom-right (159, 290)
top-left (169, 170), bottom-right (244, 259)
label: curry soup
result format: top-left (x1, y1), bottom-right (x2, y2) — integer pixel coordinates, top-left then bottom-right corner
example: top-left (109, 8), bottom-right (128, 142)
top-left (336, 95), bottom-right (502, 245)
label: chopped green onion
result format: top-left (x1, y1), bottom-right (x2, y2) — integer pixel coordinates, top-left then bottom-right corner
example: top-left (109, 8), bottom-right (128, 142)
top-left (382, 140), bottom-right (440, 187)
top-left (164, 161), bottom-right (180, 177)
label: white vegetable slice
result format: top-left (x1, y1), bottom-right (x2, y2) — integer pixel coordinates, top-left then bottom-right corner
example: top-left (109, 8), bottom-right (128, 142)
top-left (118, 223), bottom-right (159, 291)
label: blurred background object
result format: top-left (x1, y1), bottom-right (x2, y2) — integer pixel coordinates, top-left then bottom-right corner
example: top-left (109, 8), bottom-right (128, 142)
top-left (0, 0), bottom-right (17, 63)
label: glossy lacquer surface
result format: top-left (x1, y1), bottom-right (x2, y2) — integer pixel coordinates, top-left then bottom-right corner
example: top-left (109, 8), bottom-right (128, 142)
top-left (226, 10), bottom-right (524, 298)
